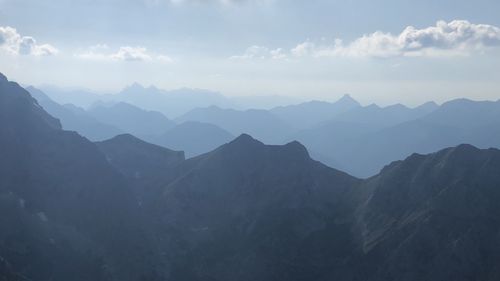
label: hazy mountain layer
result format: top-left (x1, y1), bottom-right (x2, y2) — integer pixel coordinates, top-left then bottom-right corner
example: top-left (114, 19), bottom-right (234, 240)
top-left (176, 106), bottom-right (294, 144)
top-left (146, 121), bottom-right (234, 158)
top-left (27, 86), bottom-right (123, 141)
top-left (88, 102), bottom-right (175, 137)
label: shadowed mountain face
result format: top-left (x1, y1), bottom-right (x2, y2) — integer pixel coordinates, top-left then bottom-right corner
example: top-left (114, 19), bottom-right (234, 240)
top-left (0, 74), bottom-right (168, 281)
top-left (351, 144), bottom-right (500, 281)
top-left (141, 137), bottom-right (500, 281)
top-left (150, 134), bottom-right (361, 281)
top-left (3, 73), bottom-right (500, 281)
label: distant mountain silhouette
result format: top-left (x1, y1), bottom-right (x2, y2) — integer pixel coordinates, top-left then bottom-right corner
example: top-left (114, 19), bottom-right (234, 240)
top-left (39, 83), bottom-right (234, 118)
top-left (330, 101), bottom-right (438, 129)
top-left (147, 121), bottom-right (234, 158)
top-left (37, 85), bottom-right (105, 108)
top-left (112, 83), bottom-right (234, 118)
top-left (27, 86), bottom-right (123, 140)
top-left (292, 101), bottom-right (449, 177)
top-left (88, 102), bottom-right (175, 137)
top-left (230, 94), bottom-right (304, 110)
top-left (422, 98), bottom-right (500, 130)
top-left (270, 94), bottom-right (361, 129)
top-left (299, 99), bottom-right (500, 177)
top-left (176, 106), bottom-right (294, 144)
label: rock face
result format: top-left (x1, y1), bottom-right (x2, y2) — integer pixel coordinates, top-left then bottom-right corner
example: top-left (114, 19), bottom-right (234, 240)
top-left (2, 73), bottom-right (500, 281)
top-left (352, 144), bottom-right (500, 281)
top-left (152, 134), bottom-right (359, 281)
top-left (0, 74), bottom-right (168, 281)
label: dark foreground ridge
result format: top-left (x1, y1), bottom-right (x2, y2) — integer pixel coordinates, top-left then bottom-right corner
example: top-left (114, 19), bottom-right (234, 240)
top-left (1, 73), bottom-right (500, 281)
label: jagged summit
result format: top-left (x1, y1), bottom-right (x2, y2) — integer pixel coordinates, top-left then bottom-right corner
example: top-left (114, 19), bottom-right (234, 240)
top-left (206, 133), bottom-right (313, 166)
top-left (224, 134), bottom-right (310, 157)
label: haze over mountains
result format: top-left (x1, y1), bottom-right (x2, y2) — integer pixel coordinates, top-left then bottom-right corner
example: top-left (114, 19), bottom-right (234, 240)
top-left (38, 84), bottom-right (303, 119)
top-left (2, 73), bottom-right (500, 281)
top-left (28, 82), bottom-right (500, 178)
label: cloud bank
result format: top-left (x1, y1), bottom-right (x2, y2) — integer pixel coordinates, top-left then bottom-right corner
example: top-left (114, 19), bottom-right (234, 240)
top-left (0, 26), bottom-right (58, 56)
top-left (234, 20), bottom-right (500, 60)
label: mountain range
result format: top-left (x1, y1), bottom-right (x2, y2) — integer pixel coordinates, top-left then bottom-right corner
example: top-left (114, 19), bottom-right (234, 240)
top-left (2, 72), bottom-right (500, 280)
top-left (38, 84), bottom-right (302, 119)
top-left (29, 84), bottom-right (500, 178)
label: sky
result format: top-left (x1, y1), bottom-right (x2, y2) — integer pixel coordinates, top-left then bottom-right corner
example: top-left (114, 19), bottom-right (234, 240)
top-left (1, 0), bottom-right (500, 105)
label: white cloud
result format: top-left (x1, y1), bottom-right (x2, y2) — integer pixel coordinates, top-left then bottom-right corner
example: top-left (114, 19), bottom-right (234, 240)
top-left (111, 46), bottom-right (152, 61)
top-left (294, 20), bottom-right (500, 58)
top-left (230, 45), bottom-right (286, 60)
top-left (75, 45), bottom-right (172, 62)
top-left (0, 26), bottom-right (59, 56)
top-left (236, 20), bottom-right (500, 60)
top-left (290, 41), bottom-right (316, 57)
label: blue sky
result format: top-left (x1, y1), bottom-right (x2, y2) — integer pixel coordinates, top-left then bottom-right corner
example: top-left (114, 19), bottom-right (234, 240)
top-left (1, 0), bottom-right (500, 105)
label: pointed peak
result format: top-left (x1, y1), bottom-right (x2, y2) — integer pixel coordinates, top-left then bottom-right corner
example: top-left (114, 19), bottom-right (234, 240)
top-left (339, 94), bottom-right (353, 101)
top-left (336, 94), bottom-right (360, 106)
top-left (229, 134), bottom-right (263, 146)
